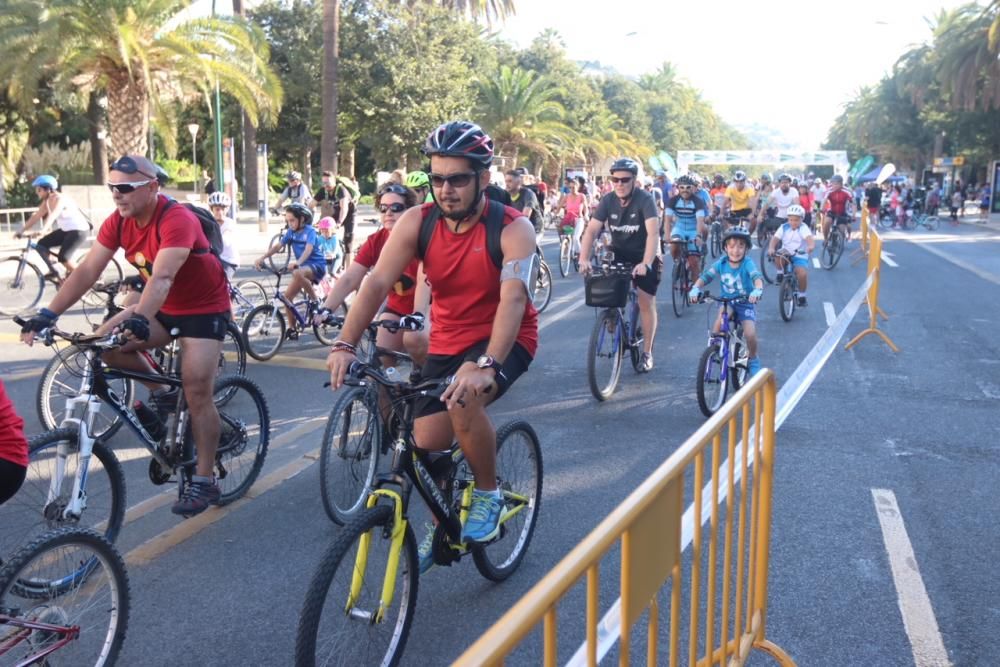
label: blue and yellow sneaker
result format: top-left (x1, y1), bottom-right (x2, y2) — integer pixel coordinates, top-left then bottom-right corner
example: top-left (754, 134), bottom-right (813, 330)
top-left (461, 490), bottom-right (504, 543)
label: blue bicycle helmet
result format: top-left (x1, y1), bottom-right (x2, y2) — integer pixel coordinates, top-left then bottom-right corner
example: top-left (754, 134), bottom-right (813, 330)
top-left (32, 175), bottom-right (58, 190)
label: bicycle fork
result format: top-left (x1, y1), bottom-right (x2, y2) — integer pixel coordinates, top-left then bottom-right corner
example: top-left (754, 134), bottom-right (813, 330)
top-left (348, 490), bottom-right (409, 624)
top-left (51, 393), bottom-right (104, 521)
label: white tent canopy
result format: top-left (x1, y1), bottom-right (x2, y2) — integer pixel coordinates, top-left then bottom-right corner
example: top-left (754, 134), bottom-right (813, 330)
top-left (676, 150), bottom-right (849, 177)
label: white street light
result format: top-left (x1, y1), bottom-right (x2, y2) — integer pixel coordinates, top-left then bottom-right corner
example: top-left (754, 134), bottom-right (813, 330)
top-left (188, 123), bottom-right (200, 195)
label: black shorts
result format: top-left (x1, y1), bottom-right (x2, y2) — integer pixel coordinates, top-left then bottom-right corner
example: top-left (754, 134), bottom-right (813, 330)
top-left (155, 311), bottom-right (230, 341)
top-left (341, 217), bottom-right (356, 253)
top-left (0, 457), bottom-right (27, 506)
top-left (730, 209), bottom-right (752, 219)
top-left (623, 256), bottom-right (663, 296)
top-left (414, 340), bottom-right (533, 419)
top-left (37, 229), bottom-right (87, 263)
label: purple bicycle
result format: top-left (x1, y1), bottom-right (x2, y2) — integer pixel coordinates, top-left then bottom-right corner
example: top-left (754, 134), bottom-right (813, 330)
top-left (694, 292), bottom-right (750, 417)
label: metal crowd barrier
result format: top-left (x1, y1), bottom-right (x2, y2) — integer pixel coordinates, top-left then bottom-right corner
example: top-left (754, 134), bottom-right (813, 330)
top-left (455, 371), bottom-right (794, 666)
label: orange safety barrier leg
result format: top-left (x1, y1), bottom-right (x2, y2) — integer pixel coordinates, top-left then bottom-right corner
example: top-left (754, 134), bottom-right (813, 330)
top-left (752, 639), bottom-right (797, 666)
top-left (844, 326), bottom-right (900, 352)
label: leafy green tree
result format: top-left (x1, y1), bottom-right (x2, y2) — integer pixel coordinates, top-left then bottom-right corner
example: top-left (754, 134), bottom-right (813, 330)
top-left (0, 0), bottom-right (283, 165)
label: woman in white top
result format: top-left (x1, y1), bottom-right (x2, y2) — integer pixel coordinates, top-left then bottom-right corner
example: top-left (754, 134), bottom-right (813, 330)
top-left (16, 175), bottom-right (90, 278)
top-left (207, 192), bottom-right (240, 280)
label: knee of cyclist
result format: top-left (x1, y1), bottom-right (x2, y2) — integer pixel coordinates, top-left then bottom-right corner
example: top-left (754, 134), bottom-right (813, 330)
top-left (182, 379), bottom-right (215, 405)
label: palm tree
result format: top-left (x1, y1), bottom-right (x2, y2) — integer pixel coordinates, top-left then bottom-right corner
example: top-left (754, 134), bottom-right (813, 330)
top-left (925, 3), bottom-right (1000, 111)
top-left (0, 0), bottom-right (283, 162)
top-left (474, 66), bottom-right (572, 166)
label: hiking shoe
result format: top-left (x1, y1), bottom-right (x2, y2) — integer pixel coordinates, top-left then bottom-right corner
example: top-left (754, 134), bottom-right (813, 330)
top-left (639, 352), bottom-right (653, 372)
top-left (797, 296), bottom-right (808, 307)
top-left (461, 490), bottom-right (504, 543)
top-left (417, 522), bottom-right (436, 574)
top-left (748, 358), bottom-right (762, 377)
top-left (171, 478), bottom-right (221, 517)
top-left (149, 387), bottom-right (180, 421)
top-left (284, 328), bottom-right (299, 341)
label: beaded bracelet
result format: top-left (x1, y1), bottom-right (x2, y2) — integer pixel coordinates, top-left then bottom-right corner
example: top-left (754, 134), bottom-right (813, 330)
top-left (330, 340), bottom-right (356, 354)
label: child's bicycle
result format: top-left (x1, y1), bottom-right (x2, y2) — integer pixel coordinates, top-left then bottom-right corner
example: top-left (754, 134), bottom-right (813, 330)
top-left (693, 292), bottom-right (750, 417)
top-left (295, 361), bottom-right (542, 667)
top-left (241, 266), bottom-right (345, 360)
top-left (0, 527), bottom-right (129, 666)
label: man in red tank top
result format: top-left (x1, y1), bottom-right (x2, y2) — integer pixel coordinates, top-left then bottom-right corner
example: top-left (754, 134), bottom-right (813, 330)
top-left (328, 121), bottom-right (538, 560)
top-left (20, 155), bottom-right (231, 518)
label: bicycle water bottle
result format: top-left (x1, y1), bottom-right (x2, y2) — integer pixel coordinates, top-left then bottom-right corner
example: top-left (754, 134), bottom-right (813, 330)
top-left (133, 401), bottom-right (165, 441)
top-left (385, 366), bottom-right (402, 383)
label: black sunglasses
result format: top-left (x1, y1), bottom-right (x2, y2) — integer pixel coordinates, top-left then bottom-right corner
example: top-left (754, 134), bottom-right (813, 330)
top-left (378, 183), bottom-right (409, 197)
top-left (378, 202), bottom-right (407, 214)
top-left (429, 172), bottom-right (477, 189)
top-left (110, 156), bottom-right (156, 179)
top-left (107, 180), bottom-right (154, 195)
top-left (610, 176), bottom-right (633, 184)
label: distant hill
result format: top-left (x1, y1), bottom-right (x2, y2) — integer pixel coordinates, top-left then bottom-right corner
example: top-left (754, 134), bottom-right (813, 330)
top-left (732, 123), bottom-right (802, 151)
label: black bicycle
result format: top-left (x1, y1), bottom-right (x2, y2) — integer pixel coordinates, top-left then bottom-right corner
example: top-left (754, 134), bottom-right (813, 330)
top-left (821, 214), bottom-right (850, 270)
top-left (3, 318), bottom-right (270, 558)
top-left (668, 237), bottom-right (704, 318)
top-left (296, 361), bottom-right (542, 667)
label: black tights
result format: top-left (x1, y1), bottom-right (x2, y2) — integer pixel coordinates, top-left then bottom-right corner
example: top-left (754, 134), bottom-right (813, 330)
top-left (0, 458), bottom-right (27, 506)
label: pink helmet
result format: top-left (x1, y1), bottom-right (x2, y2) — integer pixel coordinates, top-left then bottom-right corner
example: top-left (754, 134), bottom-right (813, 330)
top-left (317, 216), bottom-right (335, 230)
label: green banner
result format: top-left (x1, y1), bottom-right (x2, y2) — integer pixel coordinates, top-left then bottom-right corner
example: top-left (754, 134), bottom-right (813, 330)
top-left (849, 155), bottom-right (875, 179)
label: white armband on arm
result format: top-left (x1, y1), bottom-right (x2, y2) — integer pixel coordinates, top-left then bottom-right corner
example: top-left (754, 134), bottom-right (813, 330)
top-left (500, 253), bottom-right (539, 296)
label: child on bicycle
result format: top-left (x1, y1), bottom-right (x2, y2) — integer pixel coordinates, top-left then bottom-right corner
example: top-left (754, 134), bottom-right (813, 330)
top-left (766, 205), bottom-right (814, 307)
top-left (688, 227), bottom-right (765, 377)
top-left (315, 216), bottom-right (345, 275)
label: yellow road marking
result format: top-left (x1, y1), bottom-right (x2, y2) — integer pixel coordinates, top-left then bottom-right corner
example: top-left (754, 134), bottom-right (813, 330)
top-left (0, 332), bottom-right (22, 343)
top-left (245, 352), bottom-right (329, 372)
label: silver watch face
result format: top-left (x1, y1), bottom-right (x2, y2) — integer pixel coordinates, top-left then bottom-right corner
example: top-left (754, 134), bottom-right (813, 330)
top-left (477, 355), bottom-right (492, 368)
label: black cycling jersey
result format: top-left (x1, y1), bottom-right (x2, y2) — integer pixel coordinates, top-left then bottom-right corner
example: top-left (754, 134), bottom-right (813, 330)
top-left (592, 187), bottom-right (659, 263)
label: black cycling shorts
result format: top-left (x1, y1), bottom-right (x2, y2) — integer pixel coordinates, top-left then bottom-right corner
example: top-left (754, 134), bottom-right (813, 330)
top-left (37, 229), bottom-right (87, 263)
top-left (155, 311), bottom-right (230, 341)
top-left (341, 216), bottom-right (356, 253)
top-left (0, 458), bottom-right (27, 506)
top-left (623, 255), bottom-right (662, 297)
top-left (414, 340), bottom-right (532, 419)
top-left (729, 209), bottom-right (752, 219)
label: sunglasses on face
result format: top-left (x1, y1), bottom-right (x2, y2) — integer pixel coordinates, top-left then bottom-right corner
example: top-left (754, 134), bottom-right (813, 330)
top-left (610, 176), bottom-right (632, 184)
top-left (378, 202), bottom-right (407, 214)
top-left (677, 185), bottom-right (692, 191)
top-left (107, 179), bottom-right (153, 195)
top-left (110, 156), bottom-right (156, 180)
top-left (429, 172), bottom-right (477, 189)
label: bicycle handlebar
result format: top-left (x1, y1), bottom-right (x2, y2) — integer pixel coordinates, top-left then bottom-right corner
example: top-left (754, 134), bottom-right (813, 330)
top-left (13, 315), bottom-right (128, 349)
top-left (324, 314), bottom-right (424, 334)
top-left (696, 292), bottom-right (750, 305)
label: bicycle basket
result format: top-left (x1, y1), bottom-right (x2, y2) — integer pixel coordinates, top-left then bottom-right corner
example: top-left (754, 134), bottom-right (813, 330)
top-left (585, 272), bottom-right (630, 308)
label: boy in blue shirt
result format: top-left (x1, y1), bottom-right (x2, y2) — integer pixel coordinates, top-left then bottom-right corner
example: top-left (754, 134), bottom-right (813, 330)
top-left (688, 227), bottom-right (765, 376)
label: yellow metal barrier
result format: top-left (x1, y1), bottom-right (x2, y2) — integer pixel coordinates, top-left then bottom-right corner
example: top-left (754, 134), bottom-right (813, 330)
top-left (844, 224), bottom-right (899, 352)
top-left (454, 372), bottom-right (794, 667)
top-left (852, 207), bottom-right (870, 264)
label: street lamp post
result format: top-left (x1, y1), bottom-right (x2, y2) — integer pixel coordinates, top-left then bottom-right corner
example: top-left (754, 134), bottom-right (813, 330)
top-left (188, 123), bottom-right (200, 195)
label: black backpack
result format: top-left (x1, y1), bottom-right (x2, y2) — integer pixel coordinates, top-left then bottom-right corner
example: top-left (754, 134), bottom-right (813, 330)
top-left (118, 198), bottom-right (224, 258)
top-left (417, 201), bottom-right (505, 269)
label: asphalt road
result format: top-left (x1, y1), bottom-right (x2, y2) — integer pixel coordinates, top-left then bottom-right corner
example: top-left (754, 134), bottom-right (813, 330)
top-left (1, 218), bottom-right (997, 666)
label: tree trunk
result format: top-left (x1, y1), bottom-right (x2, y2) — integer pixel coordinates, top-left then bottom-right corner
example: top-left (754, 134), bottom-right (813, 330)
top-left (340, 144), bottom-right (355, 179)
top-left (234, 0), bottom-right (256, 208)
top-left (86, 93), bottom-right (108, 185)
top-left (302, 145), bottom-right (312, 187)
top-left (321, 0), bottom-right (340, 173)
top-left (106, 70), bottom-right (149, 157)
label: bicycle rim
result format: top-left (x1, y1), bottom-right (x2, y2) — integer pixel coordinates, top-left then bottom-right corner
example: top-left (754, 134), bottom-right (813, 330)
top-left (587, 310), bottom-right (623, 401)
top-left (671, 262), bottom-right (684, 318)
top-left (37, 349), bottom-right (131, 439)
top-left (559, 239), bottom-right (570, 277)
top-left (233, 279), bottom-right (268, 324)
top-left (296, 506), bottom-right (417, 667)
top-left (696, 345), bottom-right (727, 417)
top-left (0, 258), bottom-right (43, 315)
top-left (242, 305), bottom-right (285, 360)
top-left (0, 528), bottom-right (130, 666)
top-left (780, 279), bottom-right (795, 321)
top-left (319, 388), bottom-right (381, 525)
top-left (211, 376), bottom-right (270, 504)
top-left (532, 261), bottom-right (553, 313)
top-left (216, 321), bottom-right (247, 405)
top-left (759, 246), bottom-right (774, 284)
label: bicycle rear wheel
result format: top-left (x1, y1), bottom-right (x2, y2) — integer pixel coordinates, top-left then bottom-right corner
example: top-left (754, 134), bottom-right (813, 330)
top-left (242, 304), bottom-right (286, 361)
top-left (210, 375), bottom-right (270, 504)
top-left (0, 528), bottom-right (129, 665)
top-left (0, 428), bottom-right (126, 560)
top-left (216, 321), bottom-right (248, 406)
top-left (295, 505), bottom-right (417, 667)
top-left (319, 387), bottom-right (381, 525)
top-left (923, 215), bottom-right (940, 231)
top-left (779, 276), bottom-right (796, 322)
top-left (532, 260), bottom-right (553, 313)
top-left (36, 349), bottom-right (132, 439)
top-left (671, 261), bottom-right (685, 318)
top-left (710, 223), bottom-right (722, 257)
top-left (696, 344), bottom-right (728, 417)
top-left (730, 338), bottom-right (750, 391)
top-left (587, 309), bottom-right (623, 401)
top-left (313, 303), bottom-right (347, 346)
top-left (0, 258), bottom-right (44, 315)
top-left (558, 237), bottom-right (571, 277)
top-left (820, 232), bottom-right (839, 269)
top-left (81, 257), bottom-right (124, 311)
top-left (472, 420), bottom-right (543, 582)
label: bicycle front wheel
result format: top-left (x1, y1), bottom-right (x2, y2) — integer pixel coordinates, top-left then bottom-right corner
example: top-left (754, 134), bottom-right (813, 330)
top-left (211, 375), bottom-right (270, 504)
top-left (696, 344), bottom-right (728, 417)
top-left (532, 260), bottom-right (553, 313)
top-left (923, 215), bottom-right (940, 231)
top-left (0, 428), bottom-right (126, 560)
top-left (779, 277), bottom-right (796, 322)
top-left (319, 387), bottom-right (381, 525)
top-left (587, 309), bottom-right (623, 401)
top-left (0, 528), bottom-right (130, 665)
top-left (267, 236), bottom-right (291, 272)
top-left (232, 279), bottom-right (268, 325)
top-left (36, 349), bottom-right (132, 439)
top-left (558, 237), bottom-right (571, 277)
top-left (0, 257), bottom-right (44, 315)
top-left (295, 505), bottom-right (417, 667)
top-left (242, 304), bottom-right (286, 361)
top-left (821, 233), bottom-right (839, 270)
top-left (759, 246), bottom-right (775, 284)
top-left (313, 303), bottom-right (347, 346)
top-left (710, 224), bottom-right (722, 257)
top-left (671, 261), bottom-right (685, 318)
top-left (473, 420), bottom-right (543, 582)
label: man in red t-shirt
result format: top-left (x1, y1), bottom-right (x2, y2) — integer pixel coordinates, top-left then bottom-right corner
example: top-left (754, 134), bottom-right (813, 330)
top-left (327, 121), bottom-right (538, 559)
top-left (20, 155), bottom-right (231, 517)
top-left (822, 174), bottom-right (855, 245)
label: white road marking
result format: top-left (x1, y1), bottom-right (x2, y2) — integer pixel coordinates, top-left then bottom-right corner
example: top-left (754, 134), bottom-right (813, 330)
top-left (538, 287), bottom-right (586, 331)
top-left (881, 252), bottom-right (899, 268)
top-left (871, 489), bottom-right (951, 667)
top-left (812, 257), bottom-right (821, 269)
top-left (823, 302), bottom-right (836, 327)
